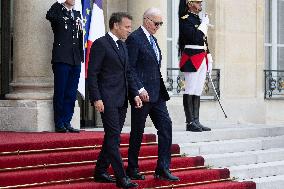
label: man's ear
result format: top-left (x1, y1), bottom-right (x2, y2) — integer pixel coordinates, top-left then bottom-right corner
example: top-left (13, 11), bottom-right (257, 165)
top-left (113, 22), bottom-right (119, 30)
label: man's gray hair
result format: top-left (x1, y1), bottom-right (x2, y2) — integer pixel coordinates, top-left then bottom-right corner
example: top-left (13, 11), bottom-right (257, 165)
top-left (143, 7), bottom-right (162, 18)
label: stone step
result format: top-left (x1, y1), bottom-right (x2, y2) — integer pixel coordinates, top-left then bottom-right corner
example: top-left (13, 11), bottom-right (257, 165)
top-left (250, 175), bottom-right (284, 189)
top-left (203, 148), bottom-right (284, 167)
top-left (228, 160), bottom-right (284, 180)
top-left (172, 125), bottom-right (284, 143)
top-left (178, 135), bottom-right (284, 156)
top-left (95, 124), bottom-right (284, 188)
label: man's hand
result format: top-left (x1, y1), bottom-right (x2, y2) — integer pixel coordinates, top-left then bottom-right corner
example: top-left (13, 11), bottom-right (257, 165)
top-left (94, 100), bottom-right (104, 113)
top-left (207, 53), bottom-right (213, 75)
top-left (201, 14), bottom-right (210, 25)
top-left (198, 14), bottom-right (209, 36)
top-left (207, 62), bottom-right (212, 75)
top-left (134, 96), bottom-right (143, 108)
top-left (139, 89), bottom-right (150, 102)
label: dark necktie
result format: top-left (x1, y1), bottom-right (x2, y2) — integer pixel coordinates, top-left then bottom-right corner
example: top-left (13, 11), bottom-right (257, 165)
top-left (68, 10), bottom-right (73, 20)
top-left (117, 40), bottom-right (125, 58)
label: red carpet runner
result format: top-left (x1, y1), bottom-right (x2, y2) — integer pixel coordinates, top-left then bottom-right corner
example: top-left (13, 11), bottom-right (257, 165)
top-left (0, 131), bottom-right (256, 189)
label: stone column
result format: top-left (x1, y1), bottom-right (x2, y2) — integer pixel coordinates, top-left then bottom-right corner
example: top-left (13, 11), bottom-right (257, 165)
top-left (0, 0), bottom-right (80, 131)
top-left (127, 0), bottom-right (167, 79)
top-left (6, 0), bottom-right (54, 100)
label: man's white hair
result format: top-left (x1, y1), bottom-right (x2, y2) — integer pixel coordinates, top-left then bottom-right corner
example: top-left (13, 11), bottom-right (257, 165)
top-left (143, 7), bottom-right (162, 18)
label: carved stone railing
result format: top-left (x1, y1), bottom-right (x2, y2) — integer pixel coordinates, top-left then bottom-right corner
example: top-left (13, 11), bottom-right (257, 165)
top-left (166, 68), bottom-right (220, 100)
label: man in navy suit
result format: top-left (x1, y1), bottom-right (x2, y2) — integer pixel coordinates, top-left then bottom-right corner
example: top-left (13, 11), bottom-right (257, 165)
top-left (87, 12), bottom-right (142, 188)
top-left (125, 8), bottom-right (179, 182)
top-left (46, 0), bottom-right (83, 133)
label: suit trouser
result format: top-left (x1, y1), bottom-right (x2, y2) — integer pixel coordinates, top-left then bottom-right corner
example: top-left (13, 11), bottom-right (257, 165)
top-left (95, 106), bottom-right (127, 179)
top-left (52, 62), bottom-right (81, 128)
top-left (184, 59), bottom-right (207, 96)
top-left (128, 98), bottom-right (172, 170)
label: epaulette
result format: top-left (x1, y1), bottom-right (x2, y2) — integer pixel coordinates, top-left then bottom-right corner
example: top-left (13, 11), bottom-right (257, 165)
top-left (181, 14), bottom-right (189, 19)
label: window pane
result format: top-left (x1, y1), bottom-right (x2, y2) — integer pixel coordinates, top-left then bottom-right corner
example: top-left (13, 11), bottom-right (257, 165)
top-left (265, 0), bottom-right (271, 43)
top-left (265, 46), bottom-right (271, 69)
top-left (278, 0), bottom-right (284, 44)
top-left (167, 40), bottom-right (172, 68)
top-left (278, 47), bottom-right (284, 70)
top-left (167, 0), bottom-right (172, 38)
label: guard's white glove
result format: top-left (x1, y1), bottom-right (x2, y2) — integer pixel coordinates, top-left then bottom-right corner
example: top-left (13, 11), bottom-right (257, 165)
top-left (57, 0), bottom-right (66, 3)
top-left (201, 14), bottom-right (210, 25)
top-left (198, 14), bottom-right (210, 36)
top-left (207, 53), bottom-right (213, 75)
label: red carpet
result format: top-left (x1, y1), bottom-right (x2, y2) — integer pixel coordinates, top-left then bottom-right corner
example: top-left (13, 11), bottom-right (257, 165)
top-left (0, 131), bottom-right (256, 189)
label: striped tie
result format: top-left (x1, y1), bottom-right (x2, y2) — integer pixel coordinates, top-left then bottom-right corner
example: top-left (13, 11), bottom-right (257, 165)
top-left (149, 35), bottom-right (159, 62)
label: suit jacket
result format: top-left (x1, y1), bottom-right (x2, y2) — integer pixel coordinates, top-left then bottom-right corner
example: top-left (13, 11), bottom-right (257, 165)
top-left (46, 2), bottom-right (83, 65)
top-left (179, 12), bottom-right (210, 72)
top-left (126, 27), bottom-right (170, 103)
top-left (87, 33), bottom-right (139, 107)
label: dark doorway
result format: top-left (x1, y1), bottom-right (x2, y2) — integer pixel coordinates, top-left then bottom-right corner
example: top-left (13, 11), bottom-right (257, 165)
top-left (0, 0), bottom-right (13, 99)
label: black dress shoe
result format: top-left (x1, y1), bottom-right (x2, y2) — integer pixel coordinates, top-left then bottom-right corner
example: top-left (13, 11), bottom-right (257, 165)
top-left (64, 124), bottom-right (80, 133)
top-left (195, 121), bottom-right (211, 131)
top-left (126, 168), bottom-right (145, 180)
top-left (66, 127), bottom-right (80, 133)
top-left (94, 172), bottom-right (116, 183)
top-left (55, 127), bottom-right (68, 133)
top-left (116, 177), bottom-right (138, 188)
top-left (186, 122), bottom-right (202, 132)
top-left (154, 168), bottom-right (180, 182)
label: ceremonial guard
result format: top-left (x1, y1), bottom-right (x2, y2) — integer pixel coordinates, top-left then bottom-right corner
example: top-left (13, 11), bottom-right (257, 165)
top-left (178, 0), bottom-right (212, 132)
top-left (46, 0), bottom-right (83, 133)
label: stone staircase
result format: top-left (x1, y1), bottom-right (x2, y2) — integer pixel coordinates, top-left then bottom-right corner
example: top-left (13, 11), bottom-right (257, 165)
top-left (117, 123), bottom-right (284, 189)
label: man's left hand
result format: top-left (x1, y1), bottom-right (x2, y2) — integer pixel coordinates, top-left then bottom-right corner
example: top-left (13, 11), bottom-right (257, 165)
top-left (139, 89), bottom-right (149, 102)
top-left (134, 96), bottom-right (143, 108)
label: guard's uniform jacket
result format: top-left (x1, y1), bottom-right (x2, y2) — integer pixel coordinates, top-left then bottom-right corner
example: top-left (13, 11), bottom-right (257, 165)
top-left (46, 2), bottom-right (83, 65)
top-left (179, 12), bottom-right (209, 72)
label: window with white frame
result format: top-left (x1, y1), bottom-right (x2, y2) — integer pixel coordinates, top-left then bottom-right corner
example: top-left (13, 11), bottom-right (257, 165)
top-left (167, 0), bottom-right (179, 69)
top-left (265, 0), bottom-right (284, 70)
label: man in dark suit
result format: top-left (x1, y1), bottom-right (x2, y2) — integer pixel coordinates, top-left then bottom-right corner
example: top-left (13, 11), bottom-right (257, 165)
top-left (46, 0), bottom-right (83, 133)
top-left (125, 8), bottom-right (179, 182)
top-left (87, 12), bottom-right (142, 188)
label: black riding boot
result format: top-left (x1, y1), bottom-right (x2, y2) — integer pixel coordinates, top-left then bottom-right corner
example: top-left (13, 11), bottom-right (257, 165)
top-left (183, 94), bottom-right (202, 132)
top-left (192, 95), bottom-right (211, 131)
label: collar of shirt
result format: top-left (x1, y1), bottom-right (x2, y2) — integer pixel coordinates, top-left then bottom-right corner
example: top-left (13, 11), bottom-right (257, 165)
top-left (108, 31), bottom-right (120, 47)
top-left (62, 4), bottom-right (73, 11)
top-left (141, 25), bottom-right (152, 43)
top-left (141, 26), bottom-right (160, 62)
top-left (62, 4), bottom-right (74, 19)
top-left (188, 11), bottom-right (200, 18)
